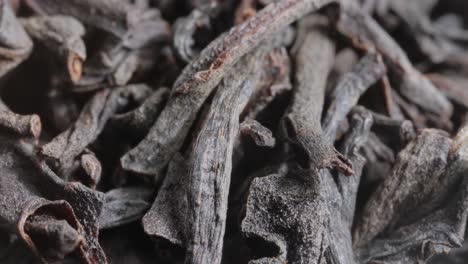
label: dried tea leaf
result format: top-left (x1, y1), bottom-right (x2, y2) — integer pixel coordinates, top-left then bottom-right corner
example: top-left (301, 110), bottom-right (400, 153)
top-left (99, 186), bottom-right (153, 229)
top-left (0, 110), bottom-right (41, 139)
top-left (241, 38), bottom-right (376, 264)
top-left (1, 0), bottom-right (468, 263)
top-left (234, 0), bottom-right (257, 25)
top-left (281, 15), bottom-right (353, 174)
top-left (240, 118), bottom-right (275, 148)
top-left (21, 15), bottom-right (86, 83)
top-left (57, 180), bottom-right (107, 263)
top-left (337, 7), bottom-right (453, 122)
top-left (79, 152), bottom-right (102, 189)
top-left (184, 48), bottom-right (266, 264)
top-left (358, 200), bottom-right (466, 264)
top-left (110, 87), bottom-right (170, 137)
top-left (27, 0), bottom-right (170, 48)
top-left (121, 0), bottom-right (338, 178)
top-left (323, 53), bottom-right (386, 142)
top-left (243, 46), bottom-right (292, 120)
top-left (384, 0), bottom-right (464, 64)
top-left (0, 1), bottom-right (33, 76)
top-left (41, 84), bottom-right (151, 177)
top-left (173, 6), bottom-right (212, 62)
top-left (142, 153), bottom-right (189, 246)
top-left (324, 107), bottom-right (373, 264)
top-left (0, 133), bottom-right (104, 263)
top-left (428, 73), bottom-right (468, 110)
top-left (242, 167), bottom-right (329, 264)
top-left (24, 211), bottom-right (83, 261)
top-left (354, 130), bottom-right (452, 247)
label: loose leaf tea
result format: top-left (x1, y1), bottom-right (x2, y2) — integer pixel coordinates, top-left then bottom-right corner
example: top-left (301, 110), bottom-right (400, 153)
top-left (1, 0), bottom-right (468, 263)
top-left (21, 15), bottom-right (86, 83)
top-left (0, 1), bottom-right (32, 76)
top-left (120, 0), bottom-right (337, 178)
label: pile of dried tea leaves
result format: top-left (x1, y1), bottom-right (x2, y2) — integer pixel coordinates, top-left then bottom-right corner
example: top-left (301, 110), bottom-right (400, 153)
top-left (1, 0), bottom-right (468, 263)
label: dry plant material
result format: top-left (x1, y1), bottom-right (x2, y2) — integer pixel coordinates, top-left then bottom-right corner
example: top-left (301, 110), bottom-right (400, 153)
top-left (40, 84), bottom-right (151, 177)
top-left (0, 110), bottom-right (41, 139)
top-left (243, 46), bottom-right (293, 120)
top-left (242, 110), bottom-right (373, 263)
top-left (26, 0), bottom-right (170, 89)
top-left (21, 15), bottom-right (86, 83)
top-left (428, 73), bottom-right (468, 110)
top-left (141, 153), bottom-right (189, 247)
top-left (1, 0), bottom-right (468, 263)
top-left (109, 87), bottom-right (170, 137)
top-left (322, 53), bottom-right (387, 141)
top-left (357, 123), bottom-right (468, 263)
top-left (354, 129), bottom-right (452, 247)
top-left (0, 1), bottom-right (33, 76)
top-left (282, 15), bottom-right (352, 174)
top-left (184, 48), bottom-right (266, 264)
top-left (172, 1), bottom-right (216, 63)
top-left (240, 118), bottom-right (276, 148)
top-left (337, 6), bottom-right (453, 126)
top-left (99, 186), bottom-right (154, 230)
top-left (26, 0), bottom-right (170, 47)
top-left (121, 0), bottom-right (338, 179)
top-left (0, 130), bottom-right (106, 263)
top-left (0, 136), bottom-right (82, 263)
